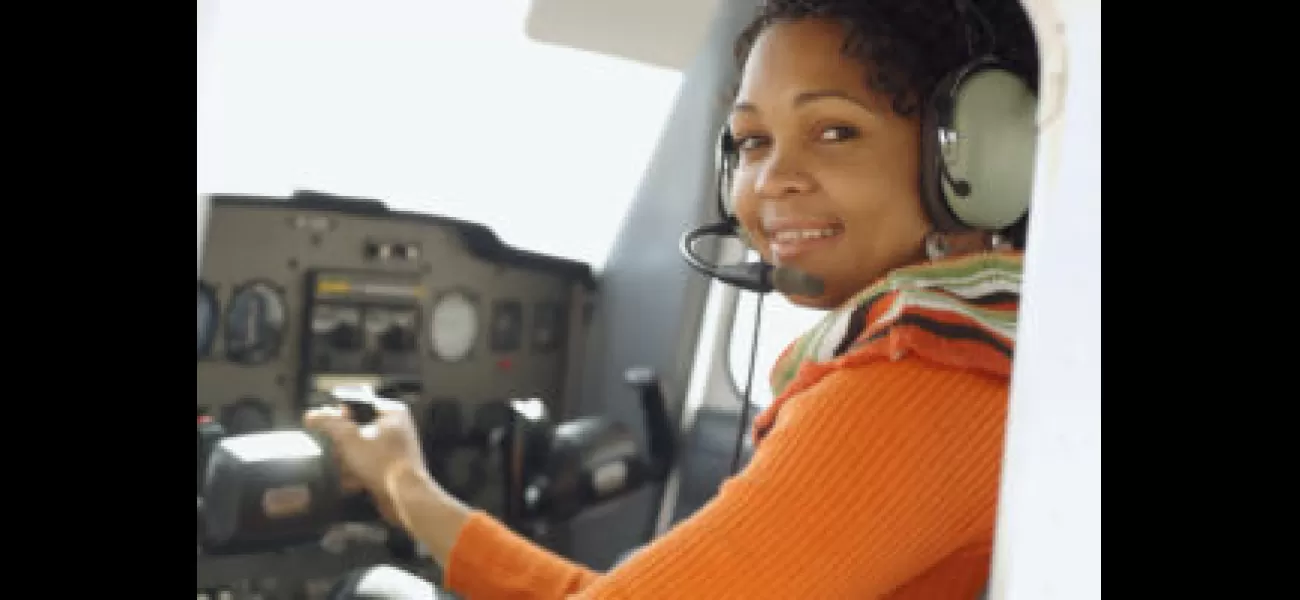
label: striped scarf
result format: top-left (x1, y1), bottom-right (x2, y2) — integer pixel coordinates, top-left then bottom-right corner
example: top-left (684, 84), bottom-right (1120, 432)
top-left (753, 251), bottom-right (1023, 443)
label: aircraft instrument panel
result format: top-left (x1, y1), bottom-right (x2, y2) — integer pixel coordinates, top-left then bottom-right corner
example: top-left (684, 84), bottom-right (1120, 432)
top-left (197, 190), bottom-right (596, 598)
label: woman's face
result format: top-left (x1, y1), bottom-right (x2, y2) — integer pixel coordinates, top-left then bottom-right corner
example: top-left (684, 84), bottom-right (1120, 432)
top-left (730, 19), bottom-right (932, 309)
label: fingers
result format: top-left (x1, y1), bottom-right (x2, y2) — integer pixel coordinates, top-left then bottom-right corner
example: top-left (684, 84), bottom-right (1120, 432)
top-left (370, 397), bottom-right (410, 415)
top-left (366, 398), bottom-right (413, 432)
top-left (305, 398), bottom-right (413, 448)
top-left (303, 404), bottom-right (345, 428)
top-left (304, 405), bottom-right (361, 443)
top-left (312, 397), bottom-right (408, 420)
top-left (306, 408), bottom-right (367, 487)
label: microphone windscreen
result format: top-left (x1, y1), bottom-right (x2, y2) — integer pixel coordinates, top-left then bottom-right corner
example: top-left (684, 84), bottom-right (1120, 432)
top-left (771, 266), bottom-right (825, 297)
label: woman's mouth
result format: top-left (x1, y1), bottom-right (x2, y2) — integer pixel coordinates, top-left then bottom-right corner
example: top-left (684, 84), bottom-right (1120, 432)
top-left (766, 224), bottom-right (845, 260)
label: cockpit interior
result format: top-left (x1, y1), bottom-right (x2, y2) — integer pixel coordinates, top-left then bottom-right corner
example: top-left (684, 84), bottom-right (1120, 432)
top-left (196, 0), bottom-right (1099, 598)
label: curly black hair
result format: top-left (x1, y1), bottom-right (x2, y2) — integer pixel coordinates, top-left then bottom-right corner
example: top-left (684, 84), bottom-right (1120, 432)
top-left (735, 0), bottom-right (1039, 117)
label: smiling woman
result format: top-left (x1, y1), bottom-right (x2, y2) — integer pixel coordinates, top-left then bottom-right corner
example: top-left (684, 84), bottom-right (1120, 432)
top-left (196, 0), bottom-right (684, 270)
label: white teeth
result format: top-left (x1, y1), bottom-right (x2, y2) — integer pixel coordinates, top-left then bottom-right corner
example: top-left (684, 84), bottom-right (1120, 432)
top-left (772, 228), bottom-right (839, 242)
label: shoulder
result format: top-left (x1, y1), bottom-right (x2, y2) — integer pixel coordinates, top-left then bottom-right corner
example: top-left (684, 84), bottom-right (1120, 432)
top-left (769, 355), bottom-right (1003, 431)
top-left (754, 353), bottom-right (1013, 475)
top-left (755, 349), bottom-right (1009, 445)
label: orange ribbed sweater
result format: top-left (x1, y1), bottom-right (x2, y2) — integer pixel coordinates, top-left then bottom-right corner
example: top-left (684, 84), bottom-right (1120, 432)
top-left (444, 357), bottom-right (1008, 599)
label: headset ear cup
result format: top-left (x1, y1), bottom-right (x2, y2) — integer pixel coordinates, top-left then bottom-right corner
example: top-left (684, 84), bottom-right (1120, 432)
top-left (948, 68), bottom-right (1037, 229)
top-left (718, 131), bottom-right (737, 212)
top-left (919, 60), bottom-right (1037, 233)
top-left (918, 68), bottom-right (969, 233)
top-left (716, 128), bottom-right (754, 251)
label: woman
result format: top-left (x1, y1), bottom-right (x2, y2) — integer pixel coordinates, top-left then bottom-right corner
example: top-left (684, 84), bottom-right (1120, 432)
top-left (306, 0), bottom-right (1039, 597)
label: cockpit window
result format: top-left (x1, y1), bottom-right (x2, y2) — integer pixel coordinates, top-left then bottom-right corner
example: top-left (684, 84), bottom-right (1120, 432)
top-left (197, 0), bottom-right (682, 270)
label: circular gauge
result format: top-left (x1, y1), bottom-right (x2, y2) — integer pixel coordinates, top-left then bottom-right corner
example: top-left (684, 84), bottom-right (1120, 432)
top-left (220, 398), bottom-right (274, 435)
top-left (198, 282), bottom-right (218, 358)
top-left (429, 291), bottom-right (479, 362)
top-left (224, 280), bottom-right (287, 365)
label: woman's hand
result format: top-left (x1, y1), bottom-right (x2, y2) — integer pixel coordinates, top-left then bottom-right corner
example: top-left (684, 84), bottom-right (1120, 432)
top-left (303, 398), bottom-right (436, 526)
top-left (304, 398), bottom-right (474, 567)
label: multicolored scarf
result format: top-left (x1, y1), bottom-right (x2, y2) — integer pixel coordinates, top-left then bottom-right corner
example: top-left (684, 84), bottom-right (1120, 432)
top-left (753, 251), bottom-right (1023, 442)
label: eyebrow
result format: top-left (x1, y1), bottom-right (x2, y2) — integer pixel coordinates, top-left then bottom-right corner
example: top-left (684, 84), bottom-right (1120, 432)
top-left (731, 89), bottom-right (876, 115)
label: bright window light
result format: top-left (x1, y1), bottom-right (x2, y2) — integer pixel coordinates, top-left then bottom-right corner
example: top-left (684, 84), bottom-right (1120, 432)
top-left (198, 0), bottom-right (684, 271)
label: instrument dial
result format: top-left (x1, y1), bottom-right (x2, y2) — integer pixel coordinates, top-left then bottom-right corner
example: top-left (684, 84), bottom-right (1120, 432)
top-left (220, 398), bottom-right (273, 435)
top-left (533, 301), bottom-right (565, 352)
top-left (490, 300), bottom-right (523, 352)
top-left (198, 282), bottom-right (218, 358)
top-left (429, 291), bottom-right (479, 362)
top-left (224, 281), bottom-right (287, 365)
top-left (376, 309), bottom-right (419, 353)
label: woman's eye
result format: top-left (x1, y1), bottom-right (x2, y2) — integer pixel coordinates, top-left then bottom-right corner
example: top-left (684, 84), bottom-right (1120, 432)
top-left (735, 135), bottom-right (768, 151)
top-left (821, 125), bottom-right (859, 142)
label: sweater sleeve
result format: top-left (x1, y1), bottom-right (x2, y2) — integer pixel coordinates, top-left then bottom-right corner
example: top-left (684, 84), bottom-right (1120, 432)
top-left (444, 357), bottom-right (1007, 599)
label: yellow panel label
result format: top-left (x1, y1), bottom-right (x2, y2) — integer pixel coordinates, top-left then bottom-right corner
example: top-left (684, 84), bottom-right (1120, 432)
top-left (317, 279), bottom-right (351, 294)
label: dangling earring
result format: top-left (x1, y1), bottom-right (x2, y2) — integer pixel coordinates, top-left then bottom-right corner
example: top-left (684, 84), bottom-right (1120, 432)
top-left (924, 231), bottom-right (949, 261)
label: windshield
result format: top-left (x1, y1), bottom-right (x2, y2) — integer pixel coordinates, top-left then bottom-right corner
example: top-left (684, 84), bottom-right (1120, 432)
top-left (197, 0), bottom-right (684, 271)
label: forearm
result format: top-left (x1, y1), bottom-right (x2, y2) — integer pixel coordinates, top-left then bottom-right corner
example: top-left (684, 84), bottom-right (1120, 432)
top-left (383, 460), bottom-right (472, 568)
top-left (384, 460), bottom-right (601, 598)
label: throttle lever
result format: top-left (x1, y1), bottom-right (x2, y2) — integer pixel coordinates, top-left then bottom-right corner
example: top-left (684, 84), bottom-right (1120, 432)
top-left (623, 367), bottom-right (676, 478)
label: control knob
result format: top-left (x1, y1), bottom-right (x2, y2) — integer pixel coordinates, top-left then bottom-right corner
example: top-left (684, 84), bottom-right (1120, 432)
top-left (328, 321), bottom-right (364, 351)
top-left (379, 324), bottom-right (417, 353)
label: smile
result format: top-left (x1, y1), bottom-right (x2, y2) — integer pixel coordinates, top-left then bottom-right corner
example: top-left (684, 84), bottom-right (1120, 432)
top-left (767, 225), bottom-right (844, 260)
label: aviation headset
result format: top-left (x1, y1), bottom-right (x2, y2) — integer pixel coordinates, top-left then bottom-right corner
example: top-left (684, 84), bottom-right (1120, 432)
top-left (681, 14), bottom-right (1039, 294)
